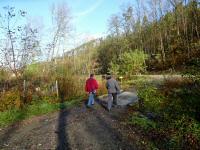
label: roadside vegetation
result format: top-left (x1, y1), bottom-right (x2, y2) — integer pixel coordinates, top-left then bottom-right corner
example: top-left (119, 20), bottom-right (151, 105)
top-left (125, 71), bottom-right (200, 149)
top-left (0, 99), bottom-right (81, 127)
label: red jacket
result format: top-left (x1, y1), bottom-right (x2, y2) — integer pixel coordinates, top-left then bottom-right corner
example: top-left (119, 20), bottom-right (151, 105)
top-left (85, 77), bottom-right (98, 92)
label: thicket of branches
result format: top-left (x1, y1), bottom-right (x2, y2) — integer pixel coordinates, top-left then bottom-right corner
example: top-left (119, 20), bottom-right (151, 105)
top-left (97, 0), bottom-right (200, 74)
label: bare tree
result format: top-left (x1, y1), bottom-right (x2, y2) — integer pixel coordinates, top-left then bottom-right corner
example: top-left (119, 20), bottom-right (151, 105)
top-left (108, 14), bottom-right (121, 37)
top-left (47, 2), bottom-right (72, 61)
top-left (158, 0), bottom-right (166, 66)
top-left (0, 6), bottom-right (40, 78)
top-left (121, 5), bottom-right (135, 36)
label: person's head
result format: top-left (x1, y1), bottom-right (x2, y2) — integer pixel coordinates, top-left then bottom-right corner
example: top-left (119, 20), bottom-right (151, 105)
top-left (90, 73), bottom-right (94, 78)
top-left (102, 75), bottom-right (106, 80)
top-left (106, 73), bottom-right (112, 80)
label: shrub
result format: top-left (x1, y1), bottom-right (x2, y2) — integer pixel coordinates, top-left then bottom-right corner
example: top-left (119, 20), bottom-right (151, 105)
top-left (137, 85), bottom-right (164, 113)
top-left (97, 79), bottom-right (107, 96)
top-left (57, 75), bottom-right (85, 101)
top-left (128, 114), bottom-right (157, 130)
top-left (162, 79), bottom-right (200, 120)
top-left (109, 61), bottom-right (120, 76)
top-left (120, 49), bottom-right (147, 76)
top-left (0, 69), bottom-right (9, 82)
top-left (0, 99), bottom-right (81, 127)
top-left (0, 90), bottom-right (21, 111)
top-left (135, 77), bottom-right (200, 149)
top-left (168, 115), bottom-right (200, 149)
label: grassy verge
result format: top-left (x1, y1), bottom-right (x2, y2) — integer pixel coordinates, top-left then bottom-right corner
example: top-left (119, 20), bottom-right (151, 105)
top-left (0, 98), bottom-right (82, 127)
top-left (126, 76), bottom-right (200, 149)
top-left (128, 113), bottom-right (157, 130)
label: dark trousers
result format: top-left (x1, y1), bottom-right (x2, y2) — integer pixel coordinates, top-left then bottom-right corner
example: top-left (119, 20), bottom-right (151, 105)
top-left (112, 93), bottom-right (118, 105)
top-left (107, 93), bottom-right (118, 110)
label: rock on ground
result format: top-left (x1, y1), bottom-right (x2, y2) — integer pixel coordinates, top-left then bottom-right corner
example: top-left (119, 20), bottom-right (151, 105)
top-left (98, 91), bottom-right (138, 107)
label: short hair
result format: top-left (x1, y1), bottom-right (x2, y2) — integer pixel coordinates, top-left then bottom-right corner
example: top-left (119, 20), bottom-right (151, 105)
top-left (107, 73), bottom-right (111, 76)
top-left (90, 74), bottom-right (94, 77)
top-left (106, 74), bottom-right (112, 80)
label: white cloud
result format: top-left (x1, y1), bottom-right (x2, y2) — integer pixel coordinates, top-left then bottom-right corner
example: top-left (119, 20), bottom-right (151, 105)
top-left (74, 0), bottom-right (104, 17)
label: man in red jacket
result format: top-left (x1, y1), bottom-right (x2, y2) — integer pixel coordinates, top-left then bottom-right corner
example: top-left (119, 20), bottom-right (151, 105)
top-left (85, 74), bottom-right (98, 107)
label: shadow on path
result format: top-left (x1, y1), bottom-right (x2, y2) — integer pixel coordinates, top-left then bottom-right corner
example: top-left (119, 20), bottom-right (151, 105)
top-left (95, 98), bottom-right (108, 110)
top-left (56, 95), bottom-right (70, 150)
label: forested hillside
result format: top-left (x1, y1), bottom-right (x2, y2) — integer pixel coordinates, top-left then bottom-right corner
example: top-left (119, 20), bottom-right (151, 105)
top-left (69, 0), bottom-right (200, 76)
top-left (98, 0), bottom-right (200, 74)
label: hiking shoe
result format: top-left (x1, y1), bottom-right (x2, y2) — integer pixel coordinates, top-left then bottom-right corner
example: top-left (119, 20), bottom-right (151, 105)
top-left (86, 105), bottom-right (91, 108)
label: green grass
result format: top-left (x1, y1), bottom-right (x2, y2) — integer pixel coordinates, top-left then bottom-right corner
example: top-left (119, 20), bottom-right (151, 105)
top-left (128, 114), bottom-right (157, 130)
top-left (0, 99), bottom-right (81, 127)
top-left (128, 77), bottom-right (200, 149)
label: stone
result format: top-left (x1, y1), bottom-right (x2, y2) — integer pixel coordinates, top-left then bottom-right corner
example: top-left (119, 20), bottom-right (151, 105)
top-left (146, 112), bottom-right (156, 120)
top-left (98, 91), bottom-right (138, 107)
top-left (117, 92), bottom-right (138, 106)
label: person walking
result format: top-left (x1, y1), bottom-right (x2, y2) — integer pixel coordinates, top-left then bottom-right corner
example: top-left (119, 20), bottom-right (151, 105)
top-left (85, 74), bottom-right (98, 107)
top-left (106, 74), bottom-right (120, 111)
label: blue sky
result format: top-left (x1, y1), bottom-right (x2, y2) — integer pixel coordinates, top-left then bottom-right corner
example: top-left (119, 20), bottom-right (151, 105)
top-left (0, 0), bottom-right (133, 36)
top-left (0, 0), bottom-right (134, 51)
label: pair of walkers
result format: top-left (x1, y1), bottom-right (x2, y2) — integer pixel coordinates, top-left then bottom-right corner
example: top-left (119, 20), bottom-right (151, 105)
top-left (85, 74), bottom-right (120, 111)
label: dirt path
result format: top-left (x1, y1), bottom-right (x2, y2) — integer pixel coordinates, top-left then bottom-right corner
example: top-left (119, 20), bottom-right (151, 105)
top-left (0, 92), bottom-right (147, 150)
